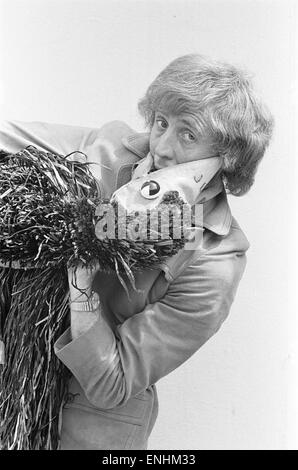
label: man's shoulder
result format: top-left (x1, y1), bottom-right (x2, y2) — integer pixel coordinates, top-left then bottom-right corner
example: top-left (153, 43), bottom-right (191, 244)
top-left (91, 121), bottom-right (145, 198)
top-left (97, 120), bottom-right (137, 148)
top-left (202, 216), bottom-right (250, 258)
top-left (163, 217), bottom-right (250, 284)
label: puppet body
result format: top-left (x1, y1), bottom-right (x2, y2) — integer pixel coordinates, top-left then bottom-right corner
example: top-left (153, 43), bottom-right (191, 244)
top-left (0, 146), bottom-right (195, 449)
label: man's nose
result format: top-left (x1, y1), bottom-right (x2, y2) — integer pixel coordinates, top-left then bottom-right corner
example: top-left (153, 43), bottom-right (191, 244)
top-left (154, 130), bottom-right (175, 161)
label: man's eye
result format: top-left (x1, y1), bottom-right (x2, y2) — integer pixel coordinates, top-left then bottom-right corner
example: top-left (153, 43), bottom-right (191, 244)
top-left (182, 132), bottom-right (196, 142)
top-left (156, 118), bottom-right (167, 130)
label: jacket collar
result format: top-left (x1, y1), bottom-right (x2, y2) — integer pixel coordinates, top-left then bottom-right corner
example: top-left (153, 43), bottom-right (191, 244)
top-left (122, 132), bottom-right (232, 236)
top-left (122, 132), bottom-right (151, 159)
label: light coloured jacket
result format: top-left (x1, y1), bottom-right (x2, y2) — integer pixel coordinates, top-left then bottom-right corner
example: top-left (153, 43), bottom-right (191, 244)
top-left (0, 119), bottom-right (250, 450)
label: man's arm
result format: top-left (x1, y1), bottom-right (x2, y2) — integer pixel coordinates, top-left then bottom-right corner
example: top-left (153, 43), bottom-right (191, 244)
top-left (0, 119), bottom-right (96, 156)
top-left (54, 249), bottom-right (247, 409)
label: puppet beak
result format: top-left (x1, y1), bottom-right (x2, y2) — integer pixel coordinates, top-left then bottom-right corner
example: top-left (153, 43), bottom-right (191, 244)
top-left (111, 156), bottom-right (222, 212)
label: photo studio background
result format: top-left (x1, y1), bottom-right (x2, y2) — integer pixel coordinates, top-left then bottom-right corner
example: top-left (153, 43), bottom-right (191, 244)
top-left (0, 0), bottom-right (297, 450)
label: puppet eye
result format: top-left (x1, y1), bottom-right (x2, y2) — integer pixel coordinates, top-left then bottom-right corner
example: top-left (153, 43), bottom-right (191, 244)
top-left (140, 180), bottom-right (160, 199)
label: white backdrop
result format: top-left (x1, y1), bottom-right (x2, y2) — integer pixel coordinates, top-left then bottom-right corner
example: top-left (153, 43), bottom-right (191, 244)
top-left (0, 0), bottom-right (297, 450)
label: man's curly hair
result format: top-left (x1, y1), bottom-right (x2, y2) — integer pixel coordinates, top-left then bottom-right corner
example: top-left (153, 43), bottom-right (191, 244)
top-left (138, 53), bottom-right (274, 196)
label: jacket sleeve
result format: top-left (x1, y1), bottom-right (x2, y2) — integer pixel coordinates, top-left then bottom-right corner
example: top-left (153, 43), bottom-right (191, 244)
top-left (0, 119), bottom-right (95, 156)
top-left (54, 248), bottom-right (247, 409)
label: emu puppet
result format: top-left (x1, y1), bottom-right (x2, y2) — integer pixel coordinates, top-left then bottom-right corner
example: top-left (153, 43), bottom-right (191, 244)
top-left (0, 146), bottom-right (216, 449)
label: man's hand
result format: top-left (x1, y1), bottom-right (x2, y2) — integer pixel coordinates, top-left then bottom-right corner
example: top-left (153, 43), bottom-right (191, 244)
top-left (67, 262), bottom-right (102, 340)
top-left (67, 262), bottom-right (100, 302)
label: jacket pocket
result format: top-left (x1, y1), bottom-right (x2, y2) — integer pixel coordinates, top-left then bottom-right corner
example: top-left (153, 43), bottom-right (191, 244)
top-left (60, 402), bottom-right (141, 449)
top-left (65, 377), bottom-right (149, 420)
top-left (64, 393), bottom-right (148, 425)
top-left (60, 379), bottom-right (155, 449)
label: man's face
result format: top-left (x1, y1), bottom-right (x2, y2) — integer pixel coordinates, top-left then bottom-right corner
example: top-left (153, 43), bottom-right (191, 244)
top-left (149, 111), bottom-right (217, 169)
